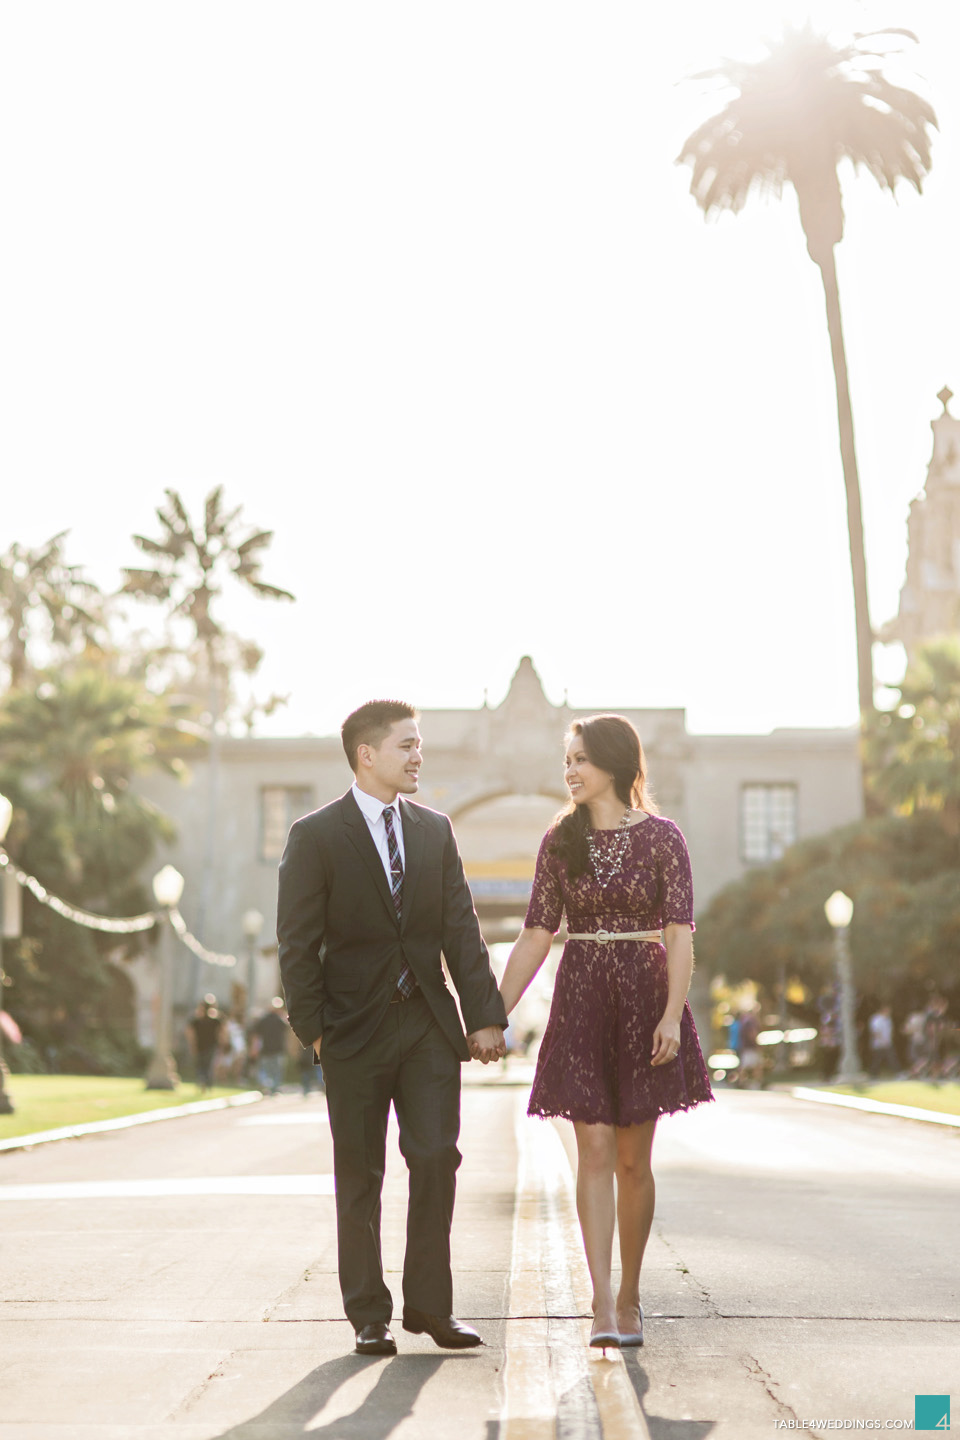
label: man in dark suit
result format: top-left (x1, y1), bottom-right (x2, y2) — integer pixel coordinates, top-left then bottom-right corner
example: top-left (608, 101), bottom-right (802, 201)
top-left (278, 699), bottom-right (507, 1357)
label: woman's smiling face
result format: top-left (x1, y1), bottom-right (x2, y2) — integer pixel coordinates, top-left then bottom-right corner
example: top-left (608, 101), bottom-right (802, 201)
top-left (564, 736), bottom-right (616, 809)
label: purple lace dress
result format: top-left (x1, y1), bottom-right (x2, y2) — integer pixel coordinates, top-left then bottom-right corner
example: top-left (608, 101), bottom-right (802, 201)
top-left (524, 816), bottom-right (713, 1126)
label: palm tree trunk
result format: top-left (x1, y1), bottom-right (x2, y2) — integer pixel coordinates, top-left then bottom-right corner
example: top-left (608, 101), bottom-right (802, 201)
top-left (815, 245), bottom-right (875, 721)
top-left (189, 656), bottom-right (223, 1006)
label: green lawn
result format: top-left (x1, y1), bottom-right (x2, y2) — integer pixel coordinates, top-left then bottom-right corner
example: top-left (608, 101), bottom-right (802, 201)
top-left (0, 1074), bottom-right (256, 1141)
top-left (824, 1080), bottom-right (960, 1117)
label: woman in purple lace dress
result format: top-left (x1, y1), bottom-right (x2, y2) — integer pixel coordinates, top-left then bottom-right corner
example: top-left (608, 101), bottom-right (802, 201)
top-left (499, 714), bottom-right (712, 1351)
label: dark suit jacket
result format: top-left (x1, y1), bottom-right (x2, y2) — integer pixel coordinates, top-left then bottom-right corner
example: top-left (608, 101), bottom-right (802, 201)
top-left (277, 789), bottom-right (507, 1062)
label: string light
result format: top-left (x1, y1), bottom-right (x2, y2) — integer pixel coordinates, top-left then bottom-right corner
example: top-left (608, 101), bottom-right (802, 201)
top-left (169, 908), bottom-right (236, 968)
top-left (0, 849), bottom-right (237, 965)
top-left (0, 851), bottom-right (156, 934)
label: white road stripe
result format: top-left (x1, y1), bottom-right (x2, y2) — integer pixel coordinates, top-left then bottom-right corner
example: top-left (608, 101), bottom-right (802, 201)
top-left (0, 1174), bottom-right (335, 1199)
top-left (501, 1093), bottom-right (651, 1439)
top-left (501, 1097), bottom-right (560, 1439)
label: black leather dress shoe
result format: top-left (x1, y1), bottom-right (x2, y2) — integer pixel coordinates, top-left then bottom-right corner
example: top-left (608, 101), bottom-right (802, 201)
top-left (402, 1307), bottom-right (483, 1349)
top-left (355, 1322), bottom-right (397, 1356)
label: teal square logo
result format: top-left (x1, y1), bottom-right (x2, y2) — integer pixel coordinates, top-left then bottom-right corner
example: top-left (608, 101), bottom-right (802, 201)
top-left (915, 1395), bottom-right (950, 1431)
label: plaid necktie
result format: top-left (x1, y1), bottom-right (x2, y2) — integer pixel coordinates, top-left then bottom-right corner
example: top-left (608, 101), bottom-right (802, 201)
top-left (383, 805), bottom-right (416, 998)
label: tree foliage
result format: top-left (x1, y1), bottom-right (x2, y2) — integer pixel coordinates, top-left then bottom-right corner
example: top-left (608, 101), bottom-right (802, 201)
top-left (696, 812), bottom-right (956, 994)
top-left (865, 636), bottom-right (960, 838)
top-left (0, 667), bottom-right (195, 1073)
top-left (697, 639), bottom-right (960, 997)
top-left (0, 533), bottom-right (106, 689)
top-left (677, 26), bottom-right (935, 262)
top-left (1, 485), bottom-right (294, 1066)
top-left (120, 486), bottom-right (294, 724)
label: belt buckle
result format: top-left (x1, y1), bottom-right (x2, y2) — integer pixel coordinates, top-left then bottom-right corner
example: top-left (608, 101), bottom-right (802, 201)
top-left (595, 929), bottom-right (611, 944)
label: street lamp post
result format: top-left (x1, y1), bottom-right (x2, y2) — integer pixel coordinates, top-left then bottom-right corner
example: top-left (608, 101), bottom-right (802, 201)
top-left (145, 864), bottom-right (186, 1091)
top-left (824, 889), bottom-right (864, 1084)
top-left (0, 793), bottom-right (15, 1114)
top-left (242, 909), bottom-right (264, 1018)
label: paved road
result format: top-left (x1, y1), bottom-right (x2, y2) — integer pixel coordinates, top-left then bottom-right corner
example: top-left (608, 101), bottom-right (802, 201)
top-left (1, 1080), bottom-right (958, 1439)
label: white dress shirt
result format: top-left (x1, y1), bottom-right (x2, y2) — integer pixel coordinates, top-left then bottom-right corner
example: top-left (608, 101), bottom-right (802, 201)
top-left (351, 781), bottom-right (406, 883)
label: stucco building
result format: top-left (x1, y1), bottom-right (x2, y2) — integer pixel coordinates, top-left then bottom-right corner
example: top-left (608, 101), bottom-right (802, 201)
top-left (130, 388), bottom-right (960, 1046)
top-left (881, 386), bottom-right (960, 663)
top-left (137, 656), bottom-right (861, 1031)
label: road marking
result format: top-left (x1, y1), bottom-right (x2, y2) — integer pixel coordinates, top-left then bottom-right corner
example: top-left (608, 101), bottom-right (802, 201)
top-left (0, 1089), bottom-right (263, 1152)
top-left (501, 1093), bottom-right (651, 1439)
top-left (792, 1086), bottom-right (960, 1127)
top-left (501, 1097), bottom-right (560, 1439)
top-left (0, 1174), bottom-right (335, 1199)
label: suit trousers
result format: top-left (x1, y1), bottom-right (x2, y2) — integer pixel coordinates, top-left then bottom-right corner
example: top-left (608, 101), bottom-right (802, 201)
top-left (320, 989), bottom-right (462, 1328)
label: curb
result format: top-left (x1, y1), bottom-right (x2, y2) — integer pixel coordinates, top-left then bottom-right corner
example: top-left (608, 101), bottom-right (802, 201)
top-left (791, 1085), bottom-right (960, 1128)
top-left (0, 1089), bottom-right (264, 1153)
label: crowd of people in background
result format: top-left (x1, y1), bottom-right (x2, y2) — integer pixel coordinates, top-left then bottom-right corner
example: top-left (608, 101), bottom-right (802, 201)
top-left (727, 1005), bottom-right (765, 1088)
top-left (183, 994), bottom-right (322, 1096)
top-left (168, 961), bottom-right (960, 1095)
top-left (722, 971), bottom-right (959, 1087)
top-left (817, 980), bottom-right (959, 1082)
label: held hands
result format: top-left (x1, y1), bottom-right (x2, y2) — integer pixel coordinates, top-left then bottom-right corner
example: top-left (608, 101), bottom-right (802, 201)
top-left (467, 1025), bottom-right (506, 1064)
top-left (650, 1015), bottom-right (681, 1067)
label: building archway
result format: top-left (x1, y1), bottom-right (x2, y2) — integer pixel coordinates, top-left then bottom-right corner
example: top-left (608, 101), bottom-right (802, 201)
top-left (453, 790), bottom-right (564, 942)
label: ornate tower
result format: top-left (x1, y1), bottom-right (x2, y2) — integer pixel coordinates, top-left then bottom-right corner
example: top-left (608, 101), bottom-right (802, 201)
top-left (881, 386), bottom-right (960, 666)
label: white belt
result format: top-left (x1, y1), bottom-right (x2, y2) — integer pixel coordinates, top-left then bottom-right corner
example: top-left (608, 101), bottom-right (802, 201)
top-left (566, 929), bottom-right (662, 944)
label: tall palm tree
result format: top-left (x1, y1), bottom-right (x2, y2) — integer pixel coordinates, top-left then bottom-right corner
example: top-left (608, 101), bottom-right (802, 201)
top-left (677, 26), bottom-right (936, 722)
top-left (121, 488), bottom-right (294, 671)
top-left (0, 533), bottom-right (103, 689)
top-left (121, 488), bottom-right (294, 977)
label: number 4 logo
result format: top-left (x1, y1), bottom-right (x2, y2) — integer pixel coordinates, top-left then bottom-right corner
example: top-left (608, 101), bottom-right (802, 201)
top-left (915, 1396), bottom-right (950, 1431)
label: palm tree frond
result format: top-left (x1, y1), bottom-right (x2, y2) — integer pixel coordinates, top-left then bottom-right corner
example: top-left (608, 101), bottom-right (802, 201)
top-left (852, 28), bottom-right (919, 48)
top-left (159, 489), bottom-right (192, 536)
top-left (235, 529), bottom-right (274, 558)
top-left (677, 24), bottom-right (936, 224)
top-left (132, 533), bottom-right (182, 560)
top-left (204, 486), bottom-right (226, 538)
top-left (678, 114), bottom-right (788, 216)
top-left (119, 568), bottom-right (173, 601)
top-left (218, 504), bottom-right (244, 538)
top-left (33, 531), bottom-right (71, 564)
top-left (243, 579), bottom-right (295, 602)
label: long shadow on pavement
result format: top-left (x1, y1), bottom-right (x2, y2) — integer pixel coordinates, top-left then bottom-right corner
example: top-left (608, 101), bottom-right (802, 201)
top-left (622, 1352), bottom-right (716, 1440)
top-left (210, 1352), bottom-right (447, 1440)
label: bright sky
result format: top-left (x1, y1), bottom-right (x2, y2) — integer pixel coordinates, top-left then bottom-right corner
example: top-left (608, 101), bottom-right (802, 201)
top-left (2, 0), bottom-right (957, 738)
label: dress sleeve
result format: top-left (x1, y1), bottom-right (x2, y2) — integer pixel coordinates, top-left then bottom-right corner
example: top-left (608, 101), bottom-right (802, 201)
top-left (658, 820), bottom-right (695, 931)
top-left (524, 830), bottom-right (564, 934)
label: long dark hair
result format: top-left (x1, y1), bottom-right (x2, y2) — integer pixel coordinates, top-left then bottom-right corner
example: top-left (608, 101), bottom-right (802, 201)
top-left (549, 714), bottom-right (658, 878)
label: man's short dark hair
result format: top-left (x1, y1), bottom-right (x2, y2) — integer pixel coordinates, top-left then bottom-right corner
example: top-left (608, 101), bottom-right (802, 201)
top-left (341, 700), bottom-right (418, 772)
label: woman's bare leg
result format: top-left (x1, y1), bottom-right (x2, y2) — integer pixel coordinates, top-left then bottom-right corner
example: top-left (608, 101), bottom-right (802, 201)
top-left (615, 1120), bottom-right (657, 1333)
top-left (573, 1121), bottom-right (618, 1335)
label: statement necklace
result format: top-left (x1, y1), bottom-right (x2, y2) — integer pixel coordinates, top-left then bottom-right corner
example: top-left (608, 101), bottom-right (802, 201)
top-left (587, 807), bottom-right (633, 887)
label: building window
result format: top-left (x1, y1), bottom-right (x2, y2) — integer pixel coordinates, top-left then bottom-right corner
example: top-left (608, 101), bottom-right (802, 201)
top-left (740, 784), bottom-right (797, 864)
top-left (260, 786), bottom-right (313, 861)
